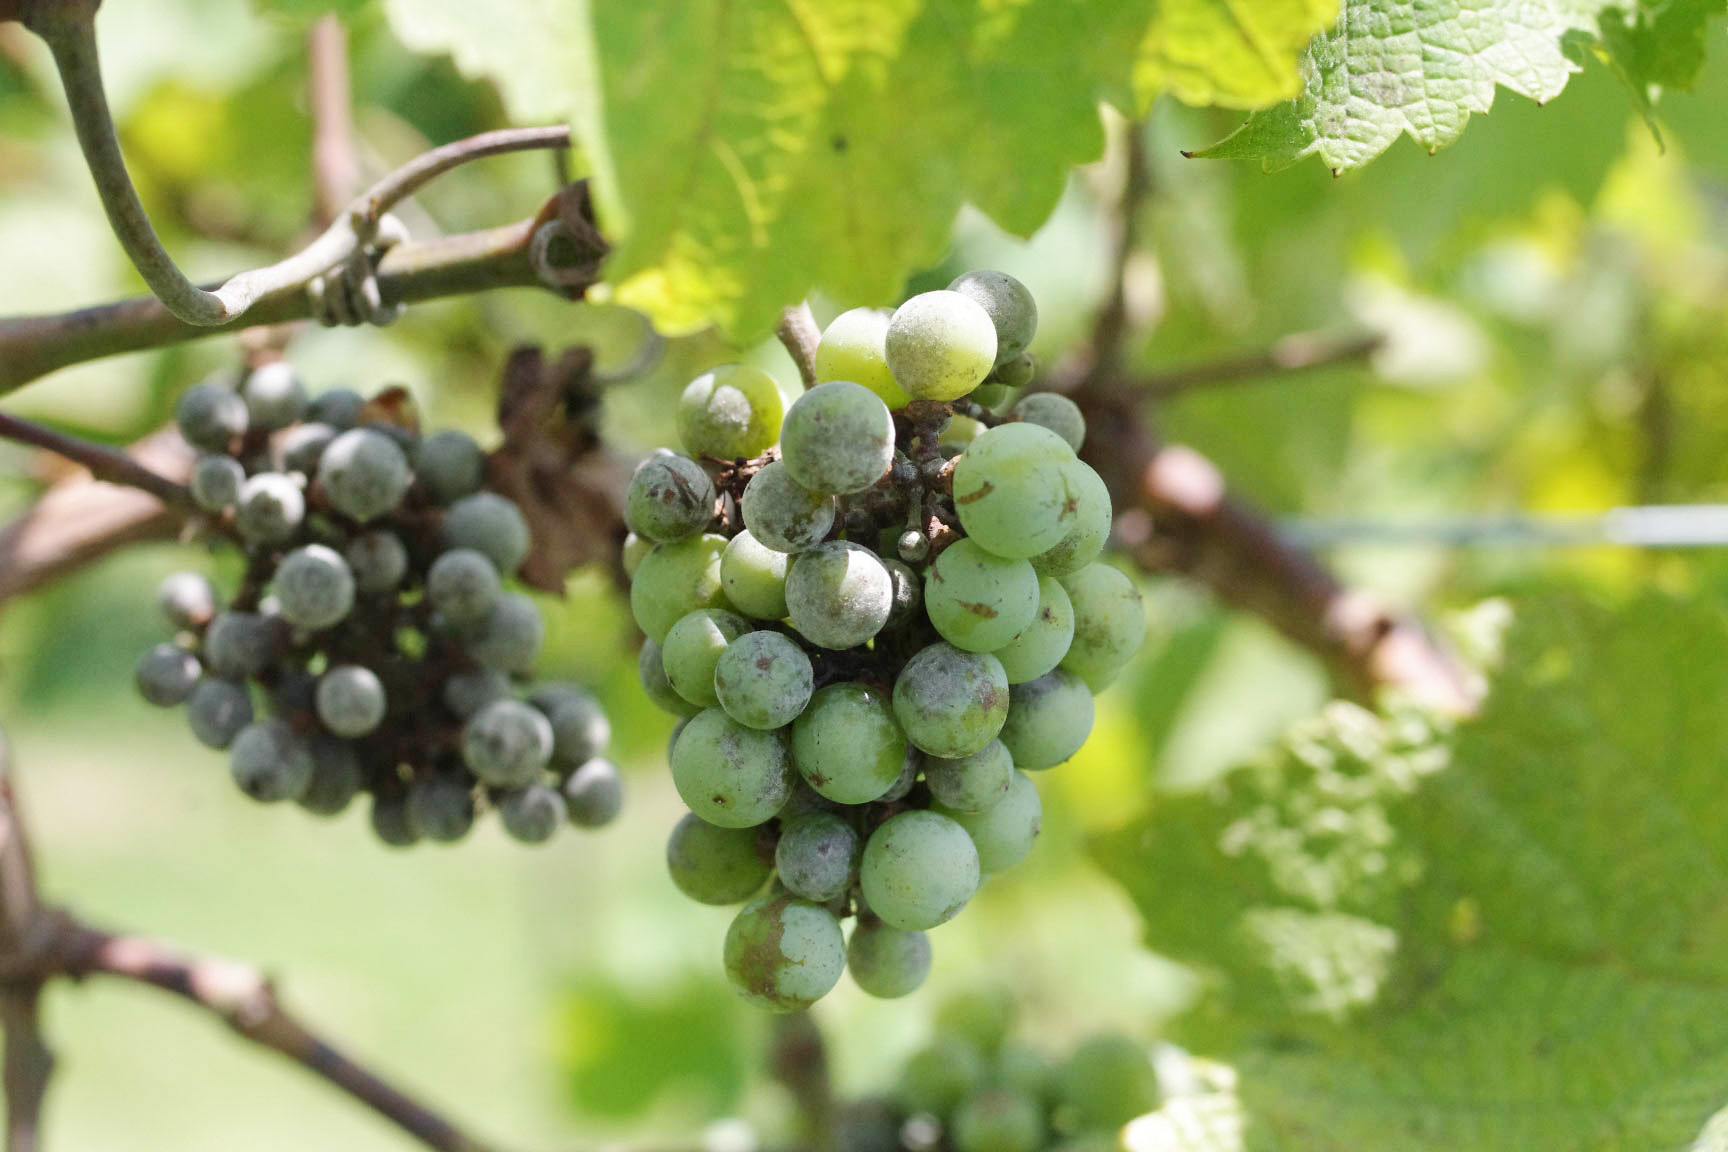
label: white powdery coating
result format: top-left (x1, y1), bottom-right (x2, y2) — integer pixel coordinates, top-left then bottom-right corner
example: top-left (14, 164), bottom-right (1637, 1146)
top-left (462, 593), bottom-right (545, 674)
top-left (191, 455), bottom-right (244, 512)
top-left (236, 473), bottom-right (305, 546)
top-left (677, 364), bottom-right (784, 459)
top-left (775, 812), bottom-right (858, 902)
top-left (923, 538), bottom-right (1040, 654)
top-left (891, 642), bottom-right (1010, 759)
top-left (671, 708), bottom-right (793, 828)
top-left (497, 783), bottom-right (567, 843)
top-left (345, 531), bottom-right (409, 594)
top-left (427, 548), bottom-right (501, 625)
top-left (723, 895), bottom-right (846, 1011)
top-left (229, 719), bottom-right (315, 802)
top-left (884, 291), bottom-right (998, 402)
top-left (860, 810), bottom-right (980, 930)
top-left (739, 461), bottom-right (835, 554)
top-left (714, 631), bottom-right (812, 731)
top-left (414, 429), bottom-right (486, 505)
top-left (135, 643), bottom-right (201, 707)
top-left (562, 758), bottom-right (624, 827)
top-left (240, 362), bottom-right (307, 431)
top-left (317, 428), bottom-right (412, 523)
top-left (443, 491), bottom-right (532, 574)
top-left (924, 739), bottom-right (1013, 813)
top-left (186, 678), bottom-right (253, 749)
top-left (1011, 391), bottom-right (1085, 452)
top-left (948, 270), bottom-right (1039, 367)
top-left (780, 381), bottom-right (895, 495)
top-left (204, 611), bottom-right (279, 678)
top-left (175, 383), bottom-right (248, 452)
top-left (461, 699), bottom-right (553, 787)
top-left (274, 545), bottom-right (356, 631)
top-left (997, 669), bottom-right (1094, 770)
top-left (529, 682), bottom-right (611, 766)
top-left (627, 453), bottom-right (716, 543)
top-left (315, 664), bottom-right (387, 738)
top-left (785, 541), bottom-right (892, 650)
top-left (934, 769), bottom-right (1043, 873)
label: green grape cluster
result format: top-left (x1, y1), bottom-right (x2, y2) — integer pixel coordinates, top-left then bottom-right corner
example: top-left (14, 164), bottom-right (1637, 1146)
top-left (840, 989), bottom-right (1161, 1152)
top-left (625, 273), bottom-right (1146, 1011)
top-left (138, 362), bottom-right (620, 847)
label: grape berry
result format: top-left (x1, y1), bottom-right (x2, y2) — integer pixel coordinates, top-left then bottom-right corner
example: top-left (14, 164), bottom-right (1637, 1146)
top-left (628, 271), bottom-right (1145, 1010)
top-left (139, 362), bottom-right (619, 847)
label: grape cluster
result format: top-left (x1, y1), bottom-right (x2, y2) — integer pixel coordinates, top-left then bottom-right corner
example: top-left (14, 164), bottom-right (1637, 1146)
top-left (137, 362), bottom-right (620, 846)
top-left (839, 989), bottom-right (1160, 1152)
top-left (626, 273), bottom-right (1145, 1010)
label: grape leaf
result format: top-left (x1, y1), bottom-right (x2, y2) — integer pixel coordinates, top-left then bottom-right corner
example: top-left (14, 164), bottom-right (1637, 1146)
top-left (1095, 594), bottom-right (1728, 1150)
top-left (383, 0), bottom-right (1337, 338)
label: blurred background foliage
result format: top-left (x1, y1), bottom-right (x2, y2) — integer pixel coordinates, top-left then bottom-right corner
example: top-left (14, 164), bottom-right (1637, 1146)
top-left (0, 2), bottom-right (1724, 1149)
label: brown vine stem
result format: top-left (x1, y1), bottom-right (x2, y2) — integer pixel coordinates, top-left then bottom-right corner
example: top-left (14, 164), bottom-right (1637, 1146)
top-left (22, 0), bottom-right (568, 329)
top-left (777, 302), bottom-right (821, 391)
top-left (0, 411), bottom-right (195, 510)
top-left (0, 733), bottom-right (49, 1152)
top-left (307, 14), bottom-right (358, 229)
top-left (1139, 331), bottom-right (1384, 398)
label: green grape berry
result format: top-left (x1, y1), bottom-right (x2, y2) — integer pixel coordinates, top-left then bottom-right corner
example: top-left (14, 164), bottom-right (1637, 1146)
top-left (948, 270), bottom-right (1038, 367)
top-left (240, 362), bottom-right (307, 431)
top-left (951, 1088), bottom-right (1043, 1152)
top-left (191, 454), bottom-right (245, 512)
top-left (924, 538), bottom-right (1039, 653)
top-left (933, 770), bottom-right (1041, 873)
top-left (885, 291), bottom-right (998, 402)
top-left (847, 919), bottom-right (931, 999)
top-left (1057, 1034), bottom-right (1157, 1131)
top-left (135, 643), bottom-right (200, 707)
top-left (630, 533), bottom-right (729, 644)
top-left (780, 380), bottom-right (895, 495)
top-left (923, 739), bottom-right (1012, 813)
top-left (723, 892), bottom-right (846, 1012)
top-left (1011, 391), bottom-right (1085, 452)
top-left (563, 757), bottom-right (624, 827)
top-left (1030, 461), bottom-right (1112, 578)
top-left (671, 708), bottom-right (794, 828)
top-left (414, 429), bottom-right (486, 505)
top-left (274, 545), bottom-right (355, 631)
top-left (426, 548), bottom-right (501, 626)
top-left (175, 382), bottom-right (247, 452)
top-left (898, 1036), bottom-right (986, 1116)
top-left (792, 682), bottom-right (907, 804)
top-left (639, 638), bottom-right (701, 717)
top-left (443, 492), bottom-right (532, 575)
top-left (936, 985), bottom-right (1018, 1055)
top-left (315, 664), bottom-right (387, 739)
top-left (626, 452), bottom-right (717, 543)
top-left (236, 473), bottom-right (306, 546)
top-left (816, 308), bottom-right (911, 410)
top-left (740, 461), bottom-right (835, 554)
top-left (529, 682), bottom-right (611, 767)
top-left (720, 529), bottom-right (790, 620)
top-left (678, 364), bottom-right (784, 459)
top-left (461, 699), bottom-right (553, 787)
top-left (407, 771), bottom-right (476, 843)
top-left (622, 532), bottom-right (652, 578)
top-left (998, 669), bottom-right (1093, 770)
top-left (952, 423), bottom-right (1077, 559)
top-left (317, 428), bottom-right (412, 523)
top-left (786, 541), bottom-right (893, 650)
top-left (666, 812), bottom-right (771, 905)
top-left (775, 811), bottom-right (859, 902)
top-left (860, 810), bottom-right (980, 931)
top-left (497, 782), bottom-right (567, 843)
top-left (993, 575), bottom-right (1075, 684)
top-left (461, 593), bottom-right (544, 674)
top-left (714, 630), bottom-right (813, 730)
top-left (186, 678), bottom-right (253, 749)
top-left (1059, 564), bottom-right (1146, 691)
top-left (661, 608), bottom-right (750, 708)
top-left (994, 350), bottom-right (1036, 391)
top-left (229, 719), bottom-right (315, 803)
top-left (891, 642), bottom-right (1010, 759)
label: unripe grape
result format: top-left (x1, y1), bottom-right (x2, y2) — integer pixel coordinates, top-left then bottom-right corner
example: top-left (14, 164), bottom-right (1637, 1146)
top-left (785, 540), bottom-right (893, 650)
top-left (666, 812), bottom-right (771, 905)
top-left (274, 545), bottom-right (355, 631)
top-left (1029, 461), bottom-right (1112, 577)
top-left (299, 736), bottom-right (365, 816)
top-left (924, 739), bottom-right (1012, 813)
top-left (847, 919), bottom-right (931, 999)
top-left (860, 810), bottom-right (980, 930)
top-left (622, 532), bottom-right (651, 577)
top-left (671, 708), bottom-right (793, 828)
top-left (885, 291), bottom-right (998, 402)
top-left (461, 699), bottom-right (553, 787)
top-left (994, 1045), bottom-right (1055, 1105)
top-left (186, 678), bottom-right (253, 749)
top-left (627, 453), bottom-right (716, 543)
top-left (175, 383), bottom-right (248, 452)
top-left (720, 530), bottom-right (790, 620)
top-left (969, 381), bottom-right (1010, 410)
top-left (277, 423), bottom-right (337, 476)
top-left (951, 1088), bottom-right (1043, 1152)
top-left (306, 387), bottom-right (365, 429)
top-left (497, 782), bottom-right (567, 843)
top-left (317, 428), bottom-right (412, 522)
top-left (191, 454), bottom-right (245, 512)
top-left (780, 381), bottom-right (895, 495)
top-left (892, 642), bottom-right (1010, 759)
top-left (370, 791), bottom-right (420, 848)
top-left (639, 639), bottom-right (701, 717)
top-left (677, 364), bottom-right (784, 459)
top-left (995, 350), bottom-right (1037, 391)
top-left (1059, 563), bottom-right (1145, 691)
top-left (714, 630), bottom-right (812, 730)
top-left (998, 669), bottom-right (1093, 770)
top-left (739, 461), bottom-right (835, 554)
top-left (315, 664), bottom-right (387, 738)
top-left (239, 362), bottom-right (307, 431)
top-left (136, 643), bottom-right (200, 707)
top-left (994, 575), bottom-right (1075, 684)
top-left (792, 682), bottom-right (907, 804)
top-left (661, 609), bottom-right (750, 708)
top-left (898, 1036), bottom-right (986, 1116)
top-left (236, 473), bottom-right (306, 547)
top-left (229, 719), bottom-right (315, 802)
top-left (897, 529), bottom-right (930, 564)
top-left (775, 811), bottom-right (859, 902)
top-left (443, 492), bottom-right (532, 574)
top-left (426, 548), bottom-right (501, 626)
top-left (562, 757), bottom-right (624, 827)
top-left (629, 533), bottom-right (729, 644)
top-left (816, 308), bottom-right (911, 410)
top-left (933, 769), bottom-right (1041, 873)
top-left (882, 558), bottom-right (924, 629)
top-left (414, 429), bottom-right (486, 505)
top-left (344, 530), bottom-right (409, 595)
top-left (462, 593), bottom-right (544, 674)
top-left (936, 985), bottom-right (1018, 1055)
top-left (1057, 1034), bottom-right (1157, 1131)
top-left (879, 749), bottom-right (919, 802)
top-left (924, 538), bottom-right (1040, 653)
top-left (158, 571), bottom-right (219, 630)
top-left (948, 270), bottom-right (1038, 367)
top-left (952, 423), bottom-right (1078, 559)
top-left (529, 682), bottom-right (611, 767)
top-left (722, 892), bottom-right (846, 1012)
top-left (204, 611), bottom-right (280, 678)
top-left (1011, 391), bottom-right (1085, 452)
top-left (441, 667), bottom-right (512, 719)
top-left (407, 772), bottom-right (476, 843)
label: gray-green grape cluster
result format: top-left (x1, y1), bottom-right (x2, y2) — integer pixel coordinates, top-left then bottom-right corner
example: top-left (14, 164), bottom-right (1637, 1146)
top-left (854, 988), bottom-right (1161, 1152)
top-left (628, 272), bottom-right (1145, 1011)
top-left (141, 362), bottom-right (620, 847)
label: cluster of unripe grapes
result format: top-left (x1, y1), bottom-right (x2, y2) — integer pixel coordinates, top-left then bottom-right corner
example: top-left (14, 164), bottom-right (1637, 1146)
top-left (135, 362), bottom-right (621, 845)
top-left (839, 989), bottom-right (1160, 1152)
top-left (625, 272), bottom-right (1145, 1010)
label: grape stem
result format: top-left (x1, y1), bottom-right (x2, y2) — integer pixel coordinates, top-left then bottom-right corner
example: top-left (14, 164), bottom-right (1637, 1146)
top-left (775, 303), bottom-right (821, 391)
top-left (0, 410), bottom-right (196, 511)
top-left (0, 733), bottom-right (510, 1152)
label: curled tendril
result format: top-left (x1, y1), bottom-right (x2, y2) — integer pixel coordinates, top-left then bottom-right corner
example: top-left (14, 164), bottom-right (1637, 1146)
top-left (308, 213), bottom-right (409, 329)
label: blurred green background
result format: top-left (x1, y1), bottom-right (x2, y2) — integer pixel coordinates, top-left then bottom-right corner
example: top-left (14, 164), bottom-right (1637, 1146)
top-left (1, 3), bottom-right (1725, 1149)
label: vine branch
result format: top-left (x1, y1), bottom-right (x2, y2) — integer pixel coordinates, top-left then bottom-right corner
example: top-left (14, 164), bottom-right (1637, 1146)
top-left (0, 412), bottom-right (194, 510)
top-left (777, 303), bottom-right (821, 391)
top-left (1138, 331), bottom-right (1383, 398)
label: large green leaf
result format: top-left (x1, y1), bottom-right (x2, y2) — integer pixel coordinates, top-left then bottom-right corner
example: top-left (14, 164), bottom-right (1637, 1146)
top-left (1192, 0), bottom-right (1726, 173)
top-left (1097, 594), bottom-right (1728, 1150)
top-left (384, 0), bottom-right (1336, 338)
